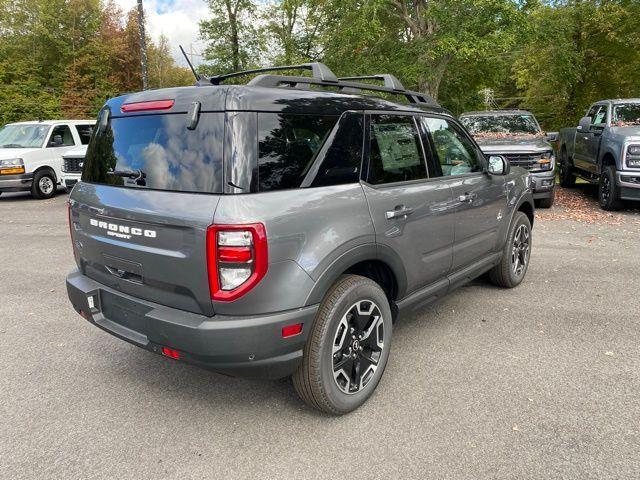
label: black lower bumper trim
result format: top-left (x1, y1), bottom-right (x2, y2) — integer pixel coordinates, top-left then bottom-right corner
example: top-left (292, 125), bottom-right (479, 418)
top-left (66, 269), bottom-right (318, 379)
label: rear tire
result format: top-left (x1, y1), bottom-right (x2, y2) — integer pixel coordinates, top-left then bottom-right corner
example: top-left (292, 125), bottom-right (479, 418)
top-left (559, 149), bottom-right (576, 188)
top-left (489, 212), bottom-right (532, 288)
top-left (31, 170), bottom-right (57, 199)
top-left (293, 275), bottom-right (392, 415)
top-left (535, 190), bottom-right (555, 209)
top-left (598, 165), bottom-right (623, 211)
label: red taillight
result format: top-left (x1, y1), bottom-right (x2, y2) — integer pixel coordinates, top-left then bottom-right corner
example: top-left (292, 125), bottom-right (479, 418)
top-left (206, 223), bottom-right (268, 302)
top-left (161, 347), bottom-right (180, 360)
top-left (282, 323), bottom-right (303, 338)
top-left (120, 100), bottom-right (174, 113)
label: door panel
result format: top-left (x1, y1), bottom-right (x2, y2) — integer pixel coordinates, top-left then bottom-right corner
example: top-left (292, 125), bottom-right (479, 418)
top-left (362, 113), bottom-right (455, 295)
top-left (363, 181), bottom-right (455, 293)
top-left (420, 116), bottom-right (507, 272)
top-left (447, 174), bottom-right (506, 270)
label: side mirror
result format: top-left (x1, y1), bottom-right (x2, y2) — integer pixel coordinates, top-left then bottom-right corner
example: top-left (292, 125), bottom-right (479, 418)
top-left (577, 116), bottom-right (592, 132)
top-left (545, 132), bottom-right (559, 142)
top-left (487, 155), bottom-right (510, 176)
top-left (50, 135), bottom-right (63, 147)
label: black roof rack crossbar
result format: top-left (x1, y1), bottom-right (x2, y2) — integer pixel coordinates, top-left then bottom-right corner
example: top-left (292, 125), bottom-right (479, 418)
top-left (247, 74), bottom-right (438, 107)
top-left (338, 74), bottom-right (405, 92)
top-left (208, 62), bottom-right (339, 85)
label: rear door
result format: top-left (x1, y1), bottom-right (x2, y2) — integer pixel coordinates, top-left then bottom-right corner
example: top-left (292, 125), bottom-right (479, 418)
top-left (420, 116), bottom-right (507, 273)
top-left (362, 113), bottom-right (455, 295)
top-left (71, 108), bottom-right (225, 316)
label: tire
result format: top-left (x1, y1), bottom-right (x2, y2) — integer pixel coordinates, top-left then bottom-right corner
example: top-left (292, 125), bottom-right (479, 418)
top-left (558, 148), bottom-right (576, 188)
top-left (489, 212), bottom-right (532, 288)
top-left (31, 170), bottom-right (57, 199)
top-left (293, 274), bottom-right (393, 415)
top-left (535, 190), bottom-right (555, 209)
top-left (598, 165), bottom-right (623, 211)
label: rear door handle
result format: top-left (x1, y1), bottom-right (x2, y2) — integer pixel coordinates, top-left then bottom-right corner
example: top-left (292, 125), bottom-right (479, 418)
top-left (386, 205), bottom-right (414, 219)
top-left (458, 193), bottom-right (477, 203)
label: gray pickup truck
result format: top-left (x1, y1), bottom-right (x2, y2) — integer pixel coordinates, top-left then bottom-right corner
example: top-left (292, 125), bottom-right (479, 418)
top-left (460, 110), bottom-right (557, 208)
top-left (557, 99), bottom-right (640, 210)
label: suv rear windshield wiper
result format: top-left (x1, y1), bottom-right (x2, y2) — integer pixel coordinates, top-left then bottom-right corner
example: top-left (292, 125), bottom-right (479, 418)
top-left (107, 168), bottom-right (146, 180)
top-left (0, 144), bottom-right (24, 148)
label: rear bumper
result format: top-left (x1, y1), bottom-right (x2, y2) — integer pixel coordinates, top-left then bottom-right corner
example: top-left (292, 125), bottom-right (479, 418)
top-left (0, 173), bottom-right (33, 192)
top-left (530, 171), bottom-right (555, 199)
top-left (66, 269), bottom-right (318, 379)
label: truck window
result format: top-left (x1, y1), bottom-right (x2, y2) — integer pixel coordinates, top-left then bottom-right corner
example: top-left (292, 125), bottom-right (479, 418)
top-left (48, 125), bottom-right (75, 147)
top-left (592, 105), bottom-right (608, 125)
top-left (75, 124), bottom-right (94, 145)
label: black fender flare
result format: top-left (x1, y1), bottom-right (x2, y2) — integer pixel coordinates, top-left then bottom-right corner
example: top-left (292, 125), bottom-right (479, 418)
top-left (304, 243), bottom-right (408, 306)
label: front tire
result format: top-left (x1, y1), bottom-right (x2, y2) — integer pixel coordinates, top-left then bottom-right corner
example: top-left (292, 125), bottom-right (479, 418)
top-left (293, 275), bottom-right (392, 415)
top-left (31, 170), bottom-right (57, 199)
top-left (559, 148), bottom-right (576, 188)
top-left (489, 212), bottom-right (532, 288)
top-left (598, 165), bottom-right (623, 211)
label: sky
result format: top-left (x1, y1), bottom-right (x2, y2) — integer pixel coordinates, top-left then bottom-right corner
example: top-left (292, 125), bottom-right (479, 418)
top-left (114, 0), bottom-right (211, 67)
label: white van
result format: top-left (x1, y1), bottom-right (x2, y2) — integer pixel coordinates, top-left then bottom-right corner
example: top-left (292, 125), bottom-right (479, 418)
top-left (0, 120), bottom-right (95, 199)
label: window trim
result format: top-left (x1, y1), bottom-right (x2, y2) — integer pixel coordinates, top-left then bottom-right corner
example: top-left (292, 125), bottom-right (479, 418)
top-left (362, 111), bottom-right (432, 188)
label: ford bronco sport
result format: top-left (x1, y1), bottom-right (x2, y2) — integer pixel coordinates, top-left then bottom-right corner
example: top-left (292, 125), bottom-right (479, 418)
top-left (66, 63), bottom-right (534, 414)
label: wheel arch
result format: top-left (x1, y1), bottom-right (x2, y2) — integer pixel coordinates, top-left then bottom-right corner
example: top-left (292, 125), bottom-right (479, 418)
top-left (305, 243), bottom-right (407, 320)
top-left (516, 196), bottom-right (535, 227)
top-left (33, 165), bottom-right (58, 183)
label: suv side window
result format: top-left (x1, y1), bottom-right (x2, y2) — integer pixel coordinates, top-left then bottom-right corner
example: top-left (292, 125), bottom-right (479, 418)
top-left (422, 117), bottom-right (481, 176)
top-left (257, 113), bottom-right (338, 191)
top-left (75, 124), bottom-right (94, 145)
top-left (48, 125), bottom-right (75, 147)
top-left (310, 112), bottom-right (363, 187)
top-left (367, 114), bottom-right (427, 185)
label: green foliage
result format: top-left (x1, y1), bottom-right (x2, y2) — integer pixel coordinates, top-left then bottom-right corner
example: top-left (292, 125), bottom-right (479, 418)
top-left (0, 0), bottom-right (194, 125)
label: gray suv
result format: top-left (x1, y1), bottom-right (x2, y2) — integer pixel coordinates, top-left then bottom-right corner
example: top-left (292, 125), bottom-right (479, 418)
top-left (66, 63), bottom-right (534, 414)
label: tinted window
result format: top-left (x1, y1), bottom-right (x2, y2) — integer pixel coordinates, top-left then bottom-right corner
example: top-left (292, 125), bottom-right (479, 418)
top-left (310, 113), bottom-right (363, 187)
top-left (423, 117), bottom-right (481, 176)
top-left (75, 124), bottom-right (94, 145)
top-left (367, 115), bottom-right (427, 184)
top-left (258, 113), bottom-right (338, 191)
top-left (48, 125), bottom-right (75, 147)
top-left (82, 113), bottom-right (224, 194)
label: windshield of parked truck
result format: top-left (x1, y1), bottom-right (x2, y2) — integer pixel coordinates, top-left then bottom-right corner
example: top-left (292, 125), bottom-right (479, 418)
top-left (0, 124), bottom-right (49, 148)
top-left (460, 114), bottom-right (541, 137)
top-left (612, 104), bottom-right (640, 126)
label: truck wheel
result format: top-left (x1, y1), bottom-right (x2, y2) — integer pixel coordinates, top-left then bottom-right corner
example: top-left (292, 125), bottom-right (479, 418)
top-left (31, 170), bottom-right (57, 199)
top-left (489, 212), bottom-right (532, 289)
top-left (535, 190), bottom-right (555, 209)
top-left (598, 165), bottom-right (623, 211)
top-left (559, 149), bottom-right (576, 188)
top-left (293, 275), bottom-right (392, 415)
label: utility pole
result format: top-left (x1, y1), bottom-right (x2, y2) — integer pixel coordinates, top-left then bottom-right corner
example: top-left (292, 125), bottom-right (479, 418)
top-left (137, 0), bottom-right (148, 90)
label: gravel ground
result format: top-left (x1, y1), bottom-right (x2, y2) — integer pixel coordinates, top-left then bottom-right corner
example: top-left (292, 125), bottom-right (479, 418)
top-left (1, 187), bottom-right (639, 480)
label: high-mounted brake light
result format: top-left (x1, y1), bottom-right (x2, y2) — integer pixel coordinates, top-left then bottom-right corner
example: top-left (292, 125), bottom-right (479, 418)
top-left (206, 223), bottom-right (268, 302)
top-left (120, 100), bottom-right (174, 113)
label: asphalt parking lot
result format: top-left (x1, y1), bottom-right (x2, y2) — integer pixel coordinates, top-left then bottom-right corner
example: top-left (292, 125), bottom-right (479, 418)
top-left (1, 187), bottom-right (639, 480)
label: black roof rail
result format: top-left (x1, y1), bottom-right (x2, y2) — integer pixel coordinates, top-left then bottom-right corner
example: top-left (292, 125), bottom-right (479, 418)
top-left (338, 74), bottom-right (405, 92)
top-left (206, 62), bottom-right (339, 85)
top-left (247, 74), bottom-right (438, 107)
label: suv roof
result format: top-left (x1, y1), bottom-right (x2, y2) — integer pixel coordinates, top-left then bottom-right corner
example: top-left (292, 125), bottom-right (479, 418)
top-left (108, 62), bottom-right (450, 117)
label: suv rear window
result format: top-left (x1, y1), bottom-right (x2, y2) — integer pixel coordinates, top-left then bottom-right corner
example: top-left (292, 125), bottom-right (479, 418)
top-left (82, 113), bottom-right (224, 194)
top-left (257, 113), bottom-right (338, 191)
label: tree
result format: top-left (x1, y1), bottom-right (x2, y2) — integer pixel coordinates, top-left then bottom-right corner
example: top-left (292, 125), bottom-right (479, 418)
top-left (199, 0), bottom-right (262, 74)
